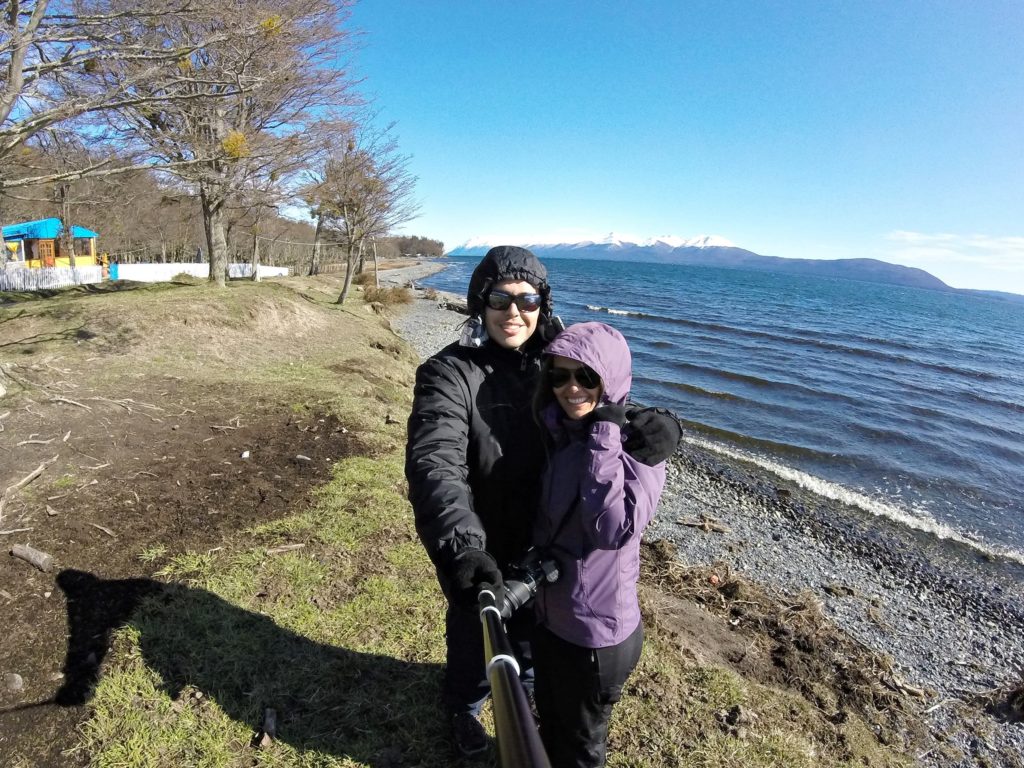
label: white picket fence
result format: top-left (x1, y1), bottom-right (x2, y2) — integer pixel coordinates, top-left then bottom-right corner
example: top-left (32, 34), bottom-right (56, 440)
top-left (0, 265), bottom-right (104, 291)
top-left (0, 263), bottom-right (289, 292)
top-left (113, 263), bottom-right (289, 281)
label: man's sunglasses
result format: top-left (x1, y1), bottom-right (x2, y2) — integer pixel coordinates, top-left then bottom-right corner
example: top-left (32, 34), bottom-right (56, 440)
top-left (486, 290), bottom-right (542, 312)
top-left (549, 364), bottom-right (601, 389)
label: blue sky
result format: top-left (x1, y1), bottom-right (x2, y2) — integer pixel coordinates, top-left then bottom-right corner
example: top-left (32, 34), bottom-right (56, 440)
top-left (348, 1), bottom-right (1024, 294)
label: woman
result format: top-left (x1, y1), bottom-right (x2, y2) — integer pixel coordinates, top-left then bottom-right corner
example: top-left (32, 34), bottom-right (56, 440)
top-left (531, 321), bottom-right (667, 768)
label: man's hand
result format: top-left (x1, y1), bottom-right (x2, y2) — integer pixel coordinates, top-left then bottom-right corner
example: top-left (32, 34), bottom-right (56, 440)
top-left (449, 549), bottom-right (503, 608)
top-left (623, 407), bottom-right (682, 465)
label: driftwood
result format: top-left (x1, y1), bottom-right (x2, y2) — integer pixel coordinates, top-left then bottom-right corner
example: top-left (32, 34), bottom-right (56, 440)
top-left (51, 396), bottom-right (92, 410)
top-left (11, 543), bottom-right (54, 572)
top-left (0, 454), bottom-right (59, 526)
top-left (266, 543), bottom-right (305, 555)
top-left (883, 673), bottom-right (928, 699)
top-left (16, 437), bottom-right (56, 446)
top-left (676, 514), bottom-right (731, 534)
top-left (90, 522), bottom-right (117, 538)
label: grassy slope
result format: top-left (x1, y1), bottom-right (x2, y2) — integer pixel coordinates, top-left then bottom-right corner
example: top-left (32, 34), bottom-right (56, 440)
top-left (4, 276), bottom-right (919, 767)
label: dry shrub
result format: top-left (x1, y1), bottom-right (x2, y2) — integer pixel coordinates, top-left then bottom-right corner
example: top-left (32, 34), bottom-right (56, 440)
top-left (974, 672), bottom-right (1024, 722)
top-left (352, 271), bottom-right (375, 286)
top-left (640, 538), bottom-right (927, 750)
top-left (423, 288), bottom-right (438, 301)
top-left (363, 286), bottom-right (412, 306)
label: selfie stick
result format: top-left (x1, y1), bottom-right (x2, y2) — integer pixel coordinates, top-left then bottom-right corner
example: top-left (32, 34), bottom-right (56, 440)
top-left (478, 587), bottom-right (552, 768)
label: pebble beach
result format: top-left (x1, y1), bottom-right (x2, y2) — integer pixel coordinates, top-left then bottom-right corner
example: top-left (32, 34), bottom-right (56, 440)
top-left (381, 261), bottom-right (1024, 767)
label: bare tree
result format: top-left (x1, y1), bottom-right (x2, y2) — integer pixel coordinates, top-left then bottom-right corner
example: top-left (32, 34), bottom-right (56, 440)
top-left (311, 122), bottom-right (420, 304)
top-left (0, 1), bottom-right (248, 252)
top-left (1, 1), bottom-right (236, 184)
top-left (97, 0), bottom-right (359, 286)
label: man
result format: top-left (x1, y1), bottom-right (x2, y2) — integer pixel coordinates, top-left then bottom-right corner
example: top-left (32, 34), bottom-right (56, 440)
top-left (405, 245), bottom-right (680, 756)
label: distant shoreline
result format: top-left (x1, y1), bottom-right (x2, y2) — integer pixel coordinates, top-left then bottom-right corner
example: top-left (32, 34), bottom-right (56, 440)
top-left (386, 258), bottom-right (1024, 766)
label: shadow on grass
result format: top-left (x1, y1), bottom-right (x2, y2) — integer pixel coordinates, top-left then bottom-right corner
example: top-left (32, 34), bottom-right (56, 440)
top-left (54, 569), bottom-right (452, 766)
top-left (0, 279), bottom-right (192, 304)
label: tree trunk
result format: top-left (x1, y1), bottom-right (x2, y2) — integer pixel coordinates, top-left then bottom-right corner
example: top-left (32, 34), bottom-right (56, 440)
top-left (336, 242), bottom-right (358, 304)
top-left (0, 169), bottom-right (8, 258)
top-left (200, 185), bottom-right (228, 287)
top-left (250, 228), bottom-right (261, 282)
top-left (58, 186), bottom-right (77, 268)
top-left (371, 237), bottom-right (380, 288)
top-left (308, 213), bottom-right (324, 276)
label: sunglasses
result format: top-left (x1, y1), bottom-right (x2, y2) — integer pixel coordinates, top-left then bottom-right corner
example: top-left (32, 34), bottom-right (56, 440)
top-left (549, 364), bottom-right (601, 389)
top-left (486, 290), bottom-right (542, 312)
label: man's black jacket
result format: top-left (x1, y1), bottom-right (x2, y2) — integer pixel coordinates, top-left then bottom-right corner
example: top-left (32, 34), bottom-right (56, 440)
top-left (406, 338), bottom-right (544, 589)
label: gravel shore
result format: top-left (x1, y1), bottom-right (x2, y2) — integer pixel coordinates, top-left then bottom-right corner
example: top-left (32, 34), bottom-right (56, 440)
top-left (382, 260), bottom-right (1024, 767)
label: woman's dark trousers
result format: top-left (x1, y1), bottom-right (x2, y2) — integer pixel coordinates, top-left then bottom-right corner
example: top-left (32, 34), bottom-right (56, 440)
top-left (532, 622), bottom-right (643, 768)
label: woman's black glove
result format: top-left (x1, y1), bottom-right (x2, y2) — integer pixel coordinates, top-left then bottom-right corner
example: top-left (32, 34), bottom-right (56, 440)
top-left (589, 404), bottom-right (629, 427)
top-left (448, 549), bottom-right (503, 608)
top-left (623, 407), bottom-right (682, 465)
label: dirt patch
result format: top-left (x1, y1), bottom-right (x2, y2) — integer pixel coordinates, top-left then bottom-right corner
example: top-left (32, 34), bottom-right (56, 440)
top-left (0, 278), bottom-right (393, 766)
top-left (0, 367), bottom-right (361, 765)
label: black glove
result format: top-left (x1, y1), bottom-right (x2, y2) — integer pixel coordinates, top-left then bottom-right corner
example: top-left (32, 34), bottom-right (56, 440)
top-left (590, 404), bottom-right (629, 428)
top-left (448, 549), bottom-right (502, 608)
top-left (623, 407), bottom-right (682, 465)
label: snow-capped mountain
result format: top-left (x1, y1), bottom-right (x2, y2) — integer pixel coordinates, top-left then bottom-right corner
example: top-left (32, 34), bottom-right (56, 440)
top-left (450, 232), bottom-right (735, 252)
top-left (447, 234), bottom-right (951, 291)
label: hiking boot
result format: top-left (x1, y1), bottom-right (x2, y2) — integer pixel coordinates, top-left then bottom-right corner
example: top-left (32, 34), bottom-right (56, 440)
top-left (451, 711), bottom-right (487, 756)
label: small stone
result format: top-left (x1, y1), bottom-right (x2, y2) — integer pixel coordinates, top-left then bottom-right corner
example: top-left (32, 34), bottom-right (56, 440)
top-left (5, 673), bottom-right (24, 693)
top-left (241, 450), bottom-right (251, 459)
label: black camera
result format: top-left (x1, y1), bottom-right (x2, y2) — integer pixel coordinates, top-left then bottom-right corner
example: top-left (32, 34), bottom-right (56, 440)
top-left (500, 548), bottom-right (560, 619)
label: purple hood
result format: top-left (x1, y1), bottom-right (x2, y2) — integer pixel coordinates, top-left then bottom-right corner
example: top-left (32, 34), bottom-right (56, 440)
top-left (544, 322), bottom-right (632, 406)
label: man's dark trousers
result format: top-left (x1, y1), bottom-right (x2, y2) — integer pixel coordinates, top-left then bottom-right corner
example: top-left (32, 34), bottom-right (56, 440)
top-left (443, 602), bottom-right (536, 715)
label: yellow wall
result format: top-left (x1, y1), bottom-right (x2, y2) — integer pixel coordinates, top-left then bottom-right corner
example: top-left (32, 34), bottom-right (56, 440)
top-left (18, 238), bottom-right (99, 269)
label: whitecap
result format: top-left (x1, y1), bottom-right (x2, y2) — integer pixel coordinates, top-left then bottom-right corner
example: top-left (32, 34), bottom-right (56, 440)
top-left (682, 435), bottom-right (1024, 567)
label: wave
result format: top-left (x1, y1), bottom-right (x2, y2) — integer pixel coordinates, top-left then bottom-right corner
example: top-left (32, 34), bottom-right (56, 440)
top-left (675, 418), bottom-right (835, 462)
top-left (634, 375), bottom-right (745, 402)
top-left (662, 360), bottom-right (864, 407)
top-left (586, 304), bottom-right (1005, 383)
top-left (585, 305), bottom-right (652, 318)
top-left (682, 435), bottom-right (1024, 567)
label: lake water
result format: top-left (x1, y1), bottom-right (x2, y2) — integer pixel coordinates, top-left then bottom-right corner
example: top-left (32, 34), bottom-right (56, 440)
top-left (421, 255), bottom-right (1024, 567)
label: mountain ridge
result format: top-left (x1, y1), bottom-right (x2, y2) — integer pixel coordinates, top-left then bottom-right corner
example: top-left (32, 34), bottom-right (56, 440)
top-left (448, 238), bottom-right (952, 292)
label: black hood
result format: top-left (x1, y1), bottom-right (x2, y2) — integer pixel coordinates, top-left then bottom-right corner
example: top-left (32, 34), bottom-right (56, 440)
top-left (466, 245), bottom-right (554, 318)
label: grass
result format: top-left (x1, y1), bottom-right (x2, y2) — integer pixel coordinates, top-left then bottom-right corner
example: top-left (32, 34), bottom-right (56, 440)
top-left (8, 275), bottom-right (924, 767)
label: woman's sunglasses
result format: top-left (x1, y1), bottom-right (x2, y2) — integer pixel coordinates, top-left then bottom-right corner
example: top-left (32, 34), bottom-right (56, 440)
top-left (486, 290), bottom-right (542, 312)
top-left (549, 364), bottom-right (601, 389)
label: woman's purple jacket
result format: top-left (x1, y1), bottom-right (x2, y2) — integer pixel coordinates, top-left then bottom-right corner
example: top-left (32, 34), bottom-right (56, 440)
top-left (533, 322), bottom-right (667, 648)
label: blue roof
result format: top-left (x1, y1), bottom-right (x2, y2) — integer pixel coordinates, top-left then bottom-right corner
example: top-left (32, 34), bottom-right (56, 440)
top-left (2, 217), bottom-right (98, 240)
